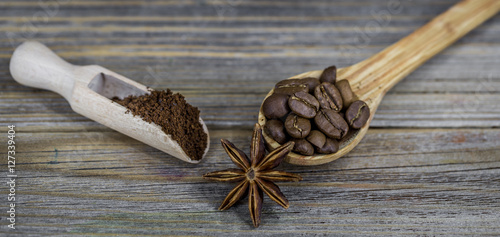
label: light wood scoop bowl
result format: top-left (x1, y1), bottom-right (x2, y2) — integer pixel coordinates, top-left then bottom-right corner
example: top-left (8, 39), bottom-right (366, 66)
top-left (10, 41), bottom-right (210, 164)
top-left (259, 0), bottom-right (500, 166)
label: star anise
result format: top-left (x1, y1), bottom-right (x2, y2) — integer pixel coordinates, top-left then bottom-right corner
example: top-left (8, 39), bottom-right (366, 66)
top-left (203, 123), bottom-right (302, 227)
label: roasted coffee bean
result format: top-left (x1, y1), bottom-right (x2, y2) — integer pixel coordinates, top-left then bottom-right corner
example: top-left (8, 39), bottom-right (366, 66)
top-left (346, 100), bottom-right (370, 129)
top-left (316, 138), bottom-right (339, 154)
top-left (314, 82), bottom-right (343, 112)
top-left (314, 109), bottom-right (349, 139)
top-left (297, 77), bottom-right (320, 93)
top-left (336, 80), bottom-right (356, 108)
top-left (319, 65), bottom-right (337, 84)
top-left (306, 130), bottom-right (326, 148)
top-left (284, 113), bottom-right (311, 138)
top-left (262, 93), bottom-right (290, 119)
top-left (264, 119), bottom-right (288, 144)
top-left (274, 79), bottom-right (309, 95)
top-left (288, 91), bottom-right (319, 119)
top-left (292, 139), bottom-right (314, 156)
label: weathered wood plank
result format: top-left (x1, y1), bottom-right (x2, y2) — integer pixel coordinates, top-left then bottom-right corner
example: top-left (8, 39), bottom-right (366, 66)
top-left (5, 128), bottom-right (500, 176)
top-left (2, 89), bottom-right (500, 129)
top-left (0, 1), bottom-right (499, 128)
top-left (0, 0), bottom-right (499, 235)
top-left (0, 128), bottom-right (499, 235)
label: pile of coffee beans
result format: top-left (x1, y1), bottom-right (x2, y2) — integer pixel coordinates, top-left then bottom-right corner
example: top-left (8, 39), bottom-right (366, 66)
top-left (262, 65), bottom-right (370, 156)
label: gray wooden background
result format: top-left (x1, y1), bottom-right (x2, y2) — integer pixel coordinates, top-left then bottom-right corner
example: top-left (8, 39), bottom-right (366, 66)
top-left (1, 0), bottom-right (499, 236)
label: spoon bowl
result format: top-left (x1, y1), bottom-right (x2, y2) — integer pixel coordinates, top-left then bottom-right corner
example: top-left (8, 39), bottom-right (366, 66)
top-left (259, 0), bottom-right (500, 165)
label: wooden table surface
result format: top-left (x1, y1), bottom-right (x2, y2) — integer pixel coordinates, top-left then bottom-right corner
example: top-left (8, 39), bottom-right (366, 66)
top-left (1, 0), bottom-right (499, 236)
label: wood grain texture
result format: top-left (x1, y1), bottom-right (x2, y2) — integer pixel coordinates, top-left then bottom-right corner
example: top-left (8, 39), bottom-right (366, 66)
top-left (0, 0), bottom-right (499, 235)
top-left (1, 128), bottom-right (500, 236)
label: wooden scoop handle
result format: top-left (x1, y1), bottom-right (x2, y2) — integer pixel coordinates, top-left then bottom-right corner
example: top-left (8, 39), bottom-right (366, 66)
top-left (10, 41), bottom-right (75, 101)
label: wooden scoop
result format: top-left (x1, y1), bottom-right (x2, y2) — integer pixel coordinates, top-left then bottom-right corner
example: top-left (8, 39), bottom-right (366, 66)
top-left (259, 0), bottom-right (500, 166)
top-left (10, 41), bottom-right (210, 164)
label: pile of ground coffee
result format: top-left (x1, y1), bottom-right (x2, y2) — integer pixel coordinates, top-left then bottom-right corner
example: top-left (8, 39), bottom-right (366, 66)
top-left (112, 89), bottom-right (207, 160)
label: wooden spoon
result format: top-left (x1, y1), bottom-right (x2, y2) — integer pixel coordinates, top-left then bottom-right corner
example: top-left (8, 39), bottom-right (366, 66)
top-left (258, 0), bottom-right (500, 166)
top-left (10, 41), bottom-right (210, 164)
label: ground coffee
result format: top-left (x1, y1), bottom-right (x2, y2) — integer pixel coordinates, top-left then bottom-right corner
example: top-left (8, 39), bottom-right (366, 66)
top-left (112, 89), bottom-right (207, 161)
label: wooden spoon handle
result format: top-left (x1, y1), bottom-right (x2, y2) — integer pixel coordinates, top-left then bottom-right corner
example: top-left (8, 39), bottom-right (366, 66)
top-left (341, 0), bottom-right (500, 102)
top-left (10, 41), bottom-right (75, 101)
